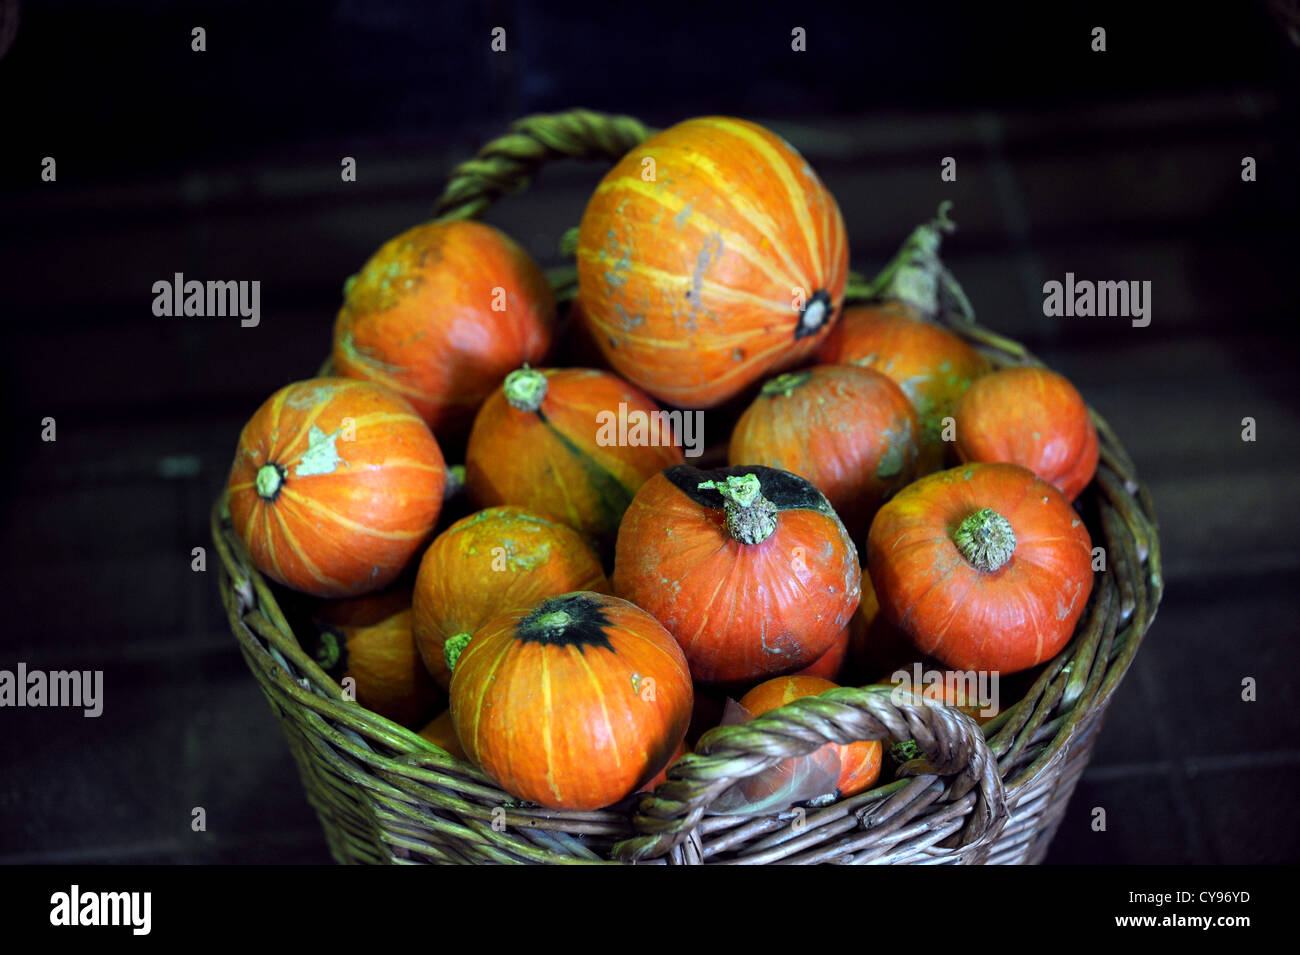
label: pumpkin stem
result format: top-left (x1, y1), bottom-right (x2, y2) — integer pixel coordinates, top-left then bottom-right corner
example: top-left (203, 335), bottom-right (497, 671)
top-left (444, 632), bottom-right (472, 673)
top-left (443, 464), bottom-right (466, 501)
top-left (255, 463), bottom-right (284, 501)
top-left (697, 473), bottom-right (778, 545)
top-left (503, 366), bottom-right (548, 412)
top-left (761, 371), bottom-right (812, 398)
top-left (953, 507), bottom-right (1017, 573)
top-left (862, 201), bottom-right (975, 323)
top-left (315, 630), bottom-right (342, 671)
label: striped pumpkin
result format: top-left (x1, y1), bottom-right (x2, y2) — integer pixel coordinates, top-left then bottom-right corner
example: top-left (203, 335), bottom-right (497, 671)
top-left (464, 366), bottom-right (683, 549)
top-left (227, 378), bottom-right (446, 598)
top-left (576, 116), bottom-right (849, 408)
top-left (450, 592), bottom-right (694, 810)
top-left (333, 220), bottom-right (555, 439)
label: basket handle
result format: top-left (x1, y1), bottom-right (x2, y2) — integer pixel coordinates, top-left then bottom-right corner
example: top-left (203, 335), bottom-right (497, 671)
top-left (432, 109), bottom-right (655, 222)
top-left (613, 684), bottom-right (1007, 862)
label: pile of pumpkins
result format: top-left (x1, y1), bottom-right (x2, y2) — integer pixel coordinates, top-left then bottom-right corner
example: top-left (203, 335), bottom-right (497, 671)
top-left (226, 116), bottom-right (1098, 813)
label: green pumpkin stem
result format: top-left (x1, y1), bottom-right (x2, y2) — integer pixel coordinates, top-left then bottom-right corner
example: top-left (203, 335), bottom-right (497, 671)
top-left (255, 463), bottom-right (284, 500)
top-left (761, 371), bottom-right (812, 398)
top-left (503, 366), bottom-right (548, 412)
top-left (443, 632), bottom-right (472, 673)
top-left (697, 473), bottom-right (778, 545)
top-left (953, 507), bottom-right (1017, 573)
top-left (858, 201), bottom-right (975, 323)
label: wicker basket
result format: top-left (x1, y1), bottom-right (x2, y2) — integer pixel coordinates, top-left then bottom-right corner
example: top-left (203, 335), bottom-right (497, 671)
top-left (212, 110), bottom-right (1163, 865)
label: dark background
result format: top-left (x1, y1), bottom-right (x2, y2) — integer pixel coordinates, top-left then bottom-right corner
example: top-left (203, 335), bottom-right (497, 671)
top-left (1, 1), bottom-right (1298, 863)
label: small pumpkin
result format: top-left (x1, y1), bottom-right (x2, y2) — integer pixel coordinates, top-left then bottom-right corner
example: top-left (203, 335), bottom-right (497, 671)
top-left (465, 366), bottom-right (684, 548)
top-left (412, 505), bottom-right (609, 689)
top-left (613, 465), bottom-right (861, 684)
top-left (729, 365), bottom-right (920, 539)
top-left (793, 626), bottom-right (850, 681)
top-left (577, 116), bottom-right (849, 408)
top-left (876, 664), bottom-right (1000, 725)
top-left (449, 592), bottom-right (693, 810)
top-left (227, 378), bottom-right (446, 598)
top-left (333, 220), bottom-right (555, 438)
top-left (866, 463), bottom-right (1094, 674)
top-left (739, 676), bottom-right (882, 797)
top-left (818, 303), bottom-right (991, 472)
top-left (312, 589), bottom-right (442, 727)
top-left (954, 365), bottom-right (1099, 501)
top-left (417, 710), bottom-right (468, 761)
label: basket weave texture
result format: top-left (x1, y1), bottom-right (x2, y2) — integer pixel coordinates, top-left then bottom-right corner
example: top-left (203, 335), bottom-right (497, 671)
top-left (212, 110), bottom-right (1163, 865)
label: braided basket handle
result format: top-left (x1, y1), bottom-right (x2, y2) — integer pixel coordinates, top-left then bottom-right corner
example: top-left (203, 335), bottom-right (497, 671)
top-left (432, 109), bottom-right (655, 221)
top-left (613, 685), bottom-right (1008, 862)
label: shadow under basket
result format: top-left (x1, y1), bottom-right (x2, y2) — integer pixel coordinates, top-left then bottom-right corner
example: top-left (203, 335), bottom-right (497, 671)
top-left (211, 110), bottom-right (1163, 865)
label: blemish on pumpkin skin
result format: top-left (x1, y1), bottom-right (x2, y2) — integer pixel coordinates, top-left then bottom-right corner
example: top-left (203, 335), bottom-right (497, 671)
top-left (295, 426), bottom-right (345, 477)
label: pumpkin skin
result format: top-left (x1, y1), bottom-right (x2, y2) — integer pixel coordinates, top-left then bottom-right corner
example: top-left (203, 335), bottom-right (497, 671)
top-left (465, 366), bottom-right (684, 548)
top-left (793, 626), bottom-right (850, 681)
top-left (739, 676), bottom-right (882, 797)
top-left (613, 465), bottom-right (861, 684)
top-left (866, 463), bottom-right (1094, 674)
top-left (729, 365), bottom-right (920, 540)
top-left (412, 505), bottom-right (609, 689)
top-left (954, 366), bottom-right (1099, 501)
top-left (417, 710), bottom-right (468, 761)
top-left (332, 220), bottom-right (555, 438)
top-left (638, 739), bottom-right (691, 793)
top-left (577, 116), bottom-right (849, 408)
top-left (847, 569), bottom-right (917, 683)
top-left (312, 590), bottom-right (443, 728)
top-left (818, 303), bottom-right (991, 473)
top-left (227, 378), bottom-right (446, 598)
top-left (450, 592), bottom-right (693, 810)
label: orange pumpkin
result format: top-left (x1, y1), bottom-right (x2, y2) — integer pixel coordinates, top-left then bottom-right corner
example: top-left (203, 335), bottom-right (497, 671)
top-left (333, 220), bottom-right (555, 438)
top-left (227, 378), bottom-right (446, 598)
top-left (876, 664), bottom-right (1000, 725)
top-left (793, 627), bottom-right (850, 681)
top-left (450, 592), bottom-right (693, 810)
top-left (412, 505), bottom-right (609, 689)
top-left (954, 366), bottom-right (1099, 501)
top-left (739, 676), bottom-right (882, 797)
top-left (818, 303), bottom-right (991, 472)
top-left (417, 710), bottom-right (468, 761)
top-left (577, 116), bottom-right (849, 408)
top-left (866, 463), bottom-right (1094, 674)
top-left (729, 365), bottom-right (920, 540)
top-left (613, 465), bottom-right (861, 684)
top-left (465, 366), bottom-right (683, 548)
top-left (312, 589), bottom-right (442, 728)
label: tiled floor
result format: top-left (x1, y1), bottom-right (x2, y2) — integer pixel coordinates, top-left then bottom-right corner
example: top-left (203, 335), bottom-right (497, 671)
top-left (2, 76), bottom-right (1297, 863)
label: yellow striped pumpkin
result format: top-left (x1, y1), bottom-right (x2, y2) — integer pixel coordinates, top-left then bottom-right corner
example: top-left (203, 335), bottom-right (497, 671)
top-left (576, 116), bottom-right (849, 408)
top-left (227, 378), bottom-right (446, 597)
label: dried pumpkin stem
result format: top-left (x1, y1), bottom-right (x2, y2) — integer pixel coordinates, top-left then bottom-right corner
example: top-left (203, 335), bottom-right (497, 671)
top-left (953, 507), bottom-right (1017, 573)
top-left (860, 201), bottom-right (975, 323)
top-left (443, 632), bottom-right (472, 673)
top-left (698, 474), bottom-right (778, 545)
top-left (503, 366), bottom-right (548, 412)
top-left (255, 463), bottom-right (284, 501)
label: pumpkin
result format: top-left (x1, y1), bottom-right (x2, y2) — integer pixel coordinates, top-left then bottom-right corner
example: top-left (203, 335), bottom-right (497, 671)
top-left (464, 366), bottom-right (684, 548)
top-left (738, 676), bottom-right (882, 797)
top-left (954, 366), bottom-right (1099, 501)
top-left (818, 302), bottom-right (991, 472)
top-left (412, 505), bottom-right (609, 689)
top-left (332, 220), bottom-right (555, 438)
top-left (311, 590), bottom-right (442, 727)
top-left (793, 626), bottom-right (849, 681)
top-left (638, 739), bottom-right (691, 793)
top-left (227, 378), bottom-right (446, 598)
top-left (866, 463), bottom-right (1094, 674)
top-left (847, 570), bottom-right (917, 682)
top-left (728, 365), bottom-right (920, 540)
top-left (449, 592), bottom-right (693, 810)
top-left (876, 664), bottom-right (1000, 725)
top-left (613, 465), bottom-right (861, 684)
top-left (576, 116), bottom-right (849, 408)
top-left (417, 710), bottom-right (468, 761)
